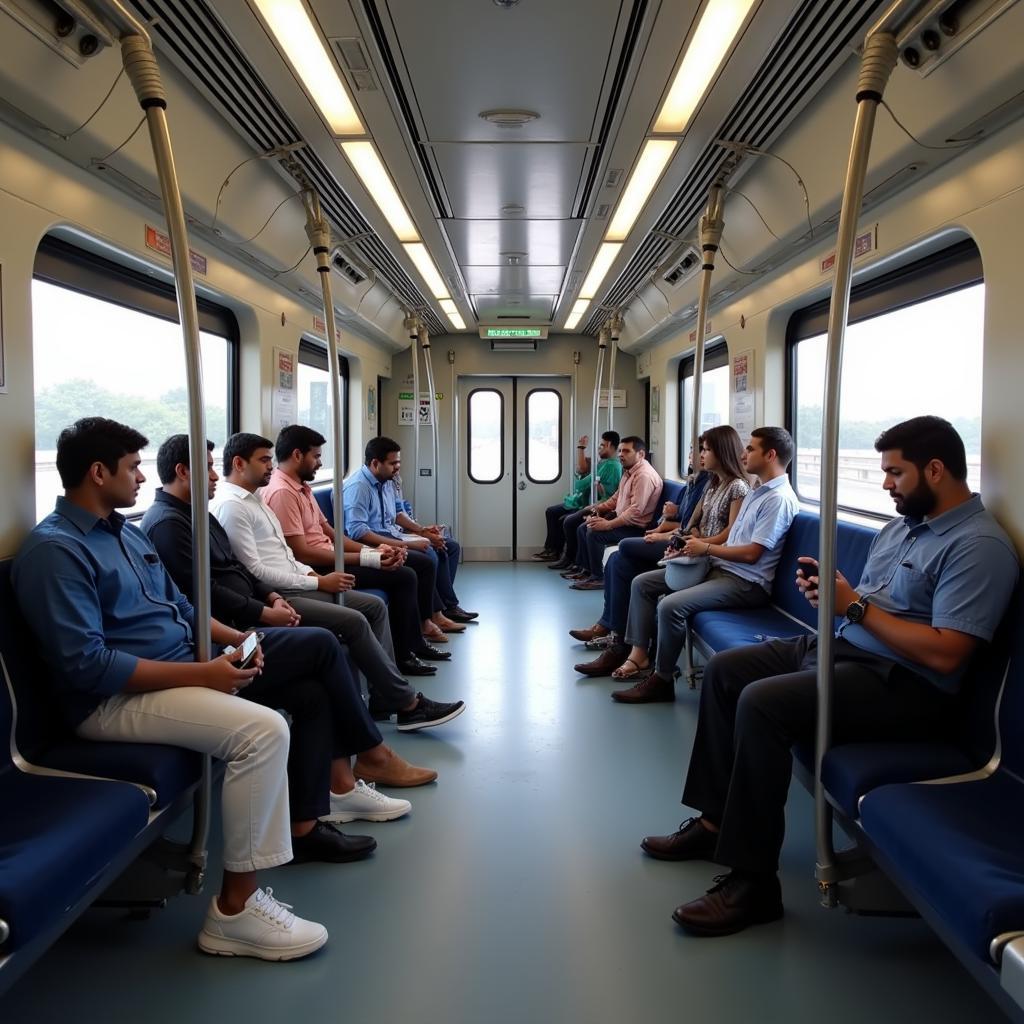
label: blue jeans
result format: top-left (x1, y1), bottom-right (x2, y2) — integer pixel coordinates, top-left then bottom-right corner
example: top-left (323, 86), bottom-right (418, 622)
top-left (598, 536), bottom-right (671, 633)
top-left (581, 524), bottom-right (644, 579)
top-left (423, 537), bottom-right (461, 608)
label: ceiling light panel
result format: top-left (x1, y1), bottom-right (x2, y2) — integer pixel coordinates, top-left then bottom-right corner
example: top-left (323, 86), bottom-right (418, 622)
top-left (564, 298), bottom-right (590, 331)
top-left (653, 0), bottom-right (758, 134)
top-left (439, 299), bottom-right (466, 329)
top-left (251, 0), bottom-right (364, 135)
top-left (606, 139), bottom-right (678, 242)
top-left (341, 141), bottom-right (420, 243)
top-left (403, 243), bottom-right (450, 299)
top-left (579, 242), bottom-right (622, 300)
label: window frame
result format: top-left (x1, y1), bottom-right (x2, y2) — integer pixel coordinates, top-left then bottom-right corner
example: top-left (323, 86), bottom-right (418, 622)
top-left (786, 238), bottom-right (984, 520)
top-left (466, 386), bottom-right (505, 484)
top-left (297, 338), bottom-right (351, 478)
top-left (524, 387), bottom-right (563, 484)
top-left (677, 340), bottom-right (730, 476)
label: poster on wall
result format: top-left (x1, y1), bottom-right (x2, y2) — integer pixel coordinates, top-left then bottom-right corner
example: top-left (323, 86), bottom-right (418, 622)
top-left (730, 348), bottom-right (755, 441)
top-left (271, 346), bottom-right (296, 432)
top-left (650, 385), bottom-right (660, 424)
top-left (367, 384), bottom-right (377, 422)
top-left (0, 263), bottom-right (5, 394)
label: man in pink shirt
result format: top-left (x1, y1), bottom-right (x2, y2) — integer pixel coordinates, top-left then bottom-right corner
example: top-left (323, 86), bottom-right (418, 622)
top-left (566, 436), bottom-right (663, 591)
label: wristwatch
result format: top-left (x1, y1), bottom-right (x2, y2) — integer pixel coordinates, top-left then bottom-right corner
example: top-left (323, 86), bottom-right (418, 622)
top-left (845, 597), bottom-right (868, 623)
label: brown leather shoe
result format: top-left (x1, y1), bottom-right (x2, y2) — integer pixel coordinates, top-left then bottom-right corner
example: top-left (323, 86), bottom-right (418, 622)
top-left (672, 871), bottom-right (784, 936)
top-left (354, 746), bottom-right (437, 788)
top-left (611, 672), bottom-right (675, 703)
top-left (570, 579), bottom-right (604, 591)
top-left (560, 568), bottom-right (586, 579)
top-left (574, 645), bottom-right (628, 677)
top-left (569, 623), bottom-right (609, 643)
top-left (641, 817), bottom-right (718, 861)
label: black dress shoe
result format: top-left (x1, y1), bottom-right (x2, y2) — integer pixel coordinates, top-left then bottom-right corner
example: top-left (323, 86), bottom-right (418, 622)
top-left (672, 871), bottom-right (784, 936)
top-left (641, 817), bottom-right (718, 861)
top-left (290, 821), bottom-right (377, 864)
top-left (548, 558), bottom-right (572, 571)
top-left (396, 694), bottom-right (466, 732)
top-left (417, 644), bottom-right (452, 662)
top-left (397, 657), bottom-right (438, 676)
top-left (444, 606), bottom-right (479, 623)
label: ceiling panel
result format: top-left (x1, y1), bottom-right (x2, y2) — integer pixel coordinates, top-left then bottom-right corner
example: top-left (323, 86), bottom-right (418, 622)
top-left (381, 0), bottom-right (624, 142)
top-left (443, 219), bottom-right (583, 266)
top-left (473, 295), bottom-right (556, 321)
top-left (463, 266), bottom-right (567, 295)
top-left (432, 143), bottom-right (589, 219)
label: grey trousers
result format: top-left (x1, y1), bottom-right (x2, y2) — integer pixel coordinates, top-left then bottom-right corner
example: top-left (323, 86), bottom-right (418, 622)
top-left (625, 567), bottom-right (768, 676)
top-left (282, 588), bottom-right (414, 710)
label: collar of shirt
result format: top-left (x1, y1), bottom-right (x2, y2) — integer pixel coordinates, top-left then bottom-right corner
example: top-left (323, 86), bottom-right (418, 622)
top-left (358, 464), bottom-right (384, 490)
top-left (216, 479), bottom-right (260, 504)
top-left (749, 474), bottom-right (789, 497)
top-left (269, 467), bottom-right (309, 497)
top-left (904, 493), bottom-right (984, 537)
top-left (55, 495), bottom-right (126, 536)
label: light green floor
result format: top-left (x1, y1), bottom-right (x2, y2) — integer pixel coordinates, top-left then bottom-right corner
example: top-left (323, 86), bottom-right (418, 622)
top-left (3, 564), bottom-right (1004, 1022)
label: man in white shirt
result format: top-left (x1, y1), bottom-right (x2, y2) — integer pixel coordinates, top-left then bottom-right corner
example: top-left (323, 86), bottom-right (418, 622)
top-left (212, 432), bottom-right (436, 787)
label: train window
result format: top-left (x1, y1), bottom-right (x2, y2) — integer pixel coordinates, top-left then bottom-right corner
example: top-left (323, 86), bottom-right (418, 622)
top-left (678, 342), bottom-right (730, 475)
top-left (525, 388), bottom-right (562, 483)
top-left (296, 340), bottom-right (350, 482)
top-left (788, 240), bottom-right (983, 518)
top-left (467, 388), bottom-right (504, 483)
top-left (32, 237), bottom-right (239, 521)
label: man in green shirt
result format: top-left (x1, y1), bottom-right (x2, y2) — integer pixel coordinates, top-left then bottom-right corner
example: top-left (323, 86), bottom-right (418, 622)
top-left (535, 431), bottom-right (621, 563)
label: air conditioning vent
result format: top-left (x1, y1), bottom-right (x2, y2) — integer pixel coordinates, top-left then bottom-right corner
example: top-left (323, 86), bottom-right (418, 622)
top-left (331, 251), bottom-right (368, 285)
top-left (0, 0), bottom-right (112, 65)
top-left (496, 314), bottom-right (532, 319)
top-left (334, 37), bottom-right (369, 70)
top-left (662, 247), bottom-right (702, 287)
top-left (596, 203), bottom-right (611, 219)
top-left (605, 169), bottom-right (623, 188)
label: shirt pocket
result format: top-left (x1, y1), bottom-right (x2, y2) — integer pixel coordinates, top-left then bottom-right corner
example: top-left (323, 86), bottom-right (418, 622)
top-left (885, 564), bottom-right (935, 613)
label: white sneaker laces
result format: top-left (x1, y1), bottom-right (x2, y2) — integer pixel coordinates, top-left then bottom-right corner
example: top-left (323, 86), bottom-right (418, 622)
top-left (252, 888), bottom-right (295, 929)
top-left (354, 780), bottom-right (389, 805)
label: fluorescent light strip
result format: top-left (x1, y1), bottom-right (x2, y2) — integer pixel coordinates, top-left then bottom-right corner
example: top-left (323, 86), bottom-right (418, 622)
top-left (579, 242), bottom-right (622, 300)
top-left (564, 298), bottom-right (589, 331)
top-left (440, 299), bottom-right (466, 331)
top-left (251, 0), bottom-right (364, 135)
top-left (654, 0), bottom-right (758, 134)
top-left (404, 243), bottom-right (450, 300)
top-left (606, 139), bottom-right (678, 242)
top-left (342, 142), bottom-right (420, 243)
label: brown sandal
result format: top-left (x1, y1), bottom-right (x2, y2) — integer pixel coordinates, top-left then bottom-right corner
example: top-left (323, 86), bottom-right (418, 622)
top-left (611, 656), bottom-right (650, 680)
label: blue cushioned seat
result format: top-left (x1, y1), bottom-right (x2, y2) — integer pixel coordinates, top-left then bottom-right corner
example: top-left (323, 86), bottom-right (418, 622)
top-left (691, 606), bottom-right (812, 652)
top-left (647, 479), bottom-right (685, 528)
top-left (314, 486), bottom-right (334, 527)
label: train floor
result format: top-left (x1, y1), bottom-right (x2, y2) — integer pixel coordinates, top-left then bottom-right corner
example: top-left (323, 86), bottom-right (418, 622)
top-left (4, 562), bottom-right (1003, 1023)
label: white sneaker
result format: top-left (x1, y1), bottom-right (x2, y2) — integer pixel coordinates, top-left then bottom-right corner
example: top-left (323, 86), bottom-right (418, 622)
top-left (322, 780), bottom-right (412, 822)
top-left (198, 888), bottom-right (328, 961)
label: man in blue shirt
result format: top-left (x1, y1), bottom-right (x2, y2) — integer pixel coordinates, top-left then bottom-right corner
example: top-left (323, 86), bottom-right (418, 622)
top-left (11, 418), bottom-right (408, 960)
top-left (642, 416), bottom-right (1019, 938)
top-left (610, 427), bottom-right (799, 702)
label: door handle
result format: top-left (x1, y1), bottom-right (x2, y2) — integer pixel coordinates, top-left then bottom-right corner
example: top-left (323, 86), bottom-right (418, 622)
top-left (518, 481), bottom-right (527, 491)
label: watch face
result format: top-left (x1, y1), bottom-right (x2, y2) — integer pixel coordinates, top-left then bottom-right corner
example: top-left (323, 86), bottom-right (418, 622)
top-left (847, 601), bottom-right (864, 623)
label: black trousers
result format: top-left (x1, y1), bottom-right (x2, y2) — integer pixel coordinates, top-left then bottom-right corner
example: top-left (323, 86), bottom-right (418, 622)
top-left (349, 563), bottom-right (426, 660)
top-left (401, 548), bottom-right (442, 618)
top-left (544, 503), bottom-right (572, 553)
top-left (682, 636), bottom-right (956, 874)
top-left (240, 627), bottom-right (382, 821)
top-left (562, 509), bottom-right (588, 564)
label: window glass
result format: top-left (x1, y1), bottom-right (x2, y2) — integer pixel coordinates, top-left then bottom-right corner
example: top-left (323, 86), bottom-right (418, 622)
top-left (680, 356), bottom-right (730, 475)
top-left (296, 343), bottom-right (349, 481)
top-left (526, 389), bottom-right (561, 483)
top-left (468, 389), bottom-right (503, 483)
top-left (792, 283), bottom-right (983, 516)
top-left (32, 278), bottom-right (231, 521)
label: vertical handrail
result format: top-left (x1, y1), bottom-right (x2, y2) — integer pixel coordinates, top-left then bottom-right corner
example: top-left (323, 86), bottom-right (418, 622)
top-left (814, 32), bottom-right (899, 902)
top-left (606, 334), bottom-right (617, 437)
top-left (571, 349), bottom-right (580, 486)
top-left (407, 316), bottom-right (421, 512)
top-left (589, 328), bottom-right (609, 505)
top-left (420, 327), bottom-right (441, 520)
top-left (689, 185), bottom-right (724, 475)
top-left (302, 191), bottom-right (345, 575)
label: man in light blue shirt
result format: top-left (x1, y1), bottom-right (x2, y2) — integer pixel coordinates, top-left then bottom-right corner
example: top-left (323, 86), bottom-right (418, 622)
top-left (648, 416), bottom-right (1019, 940)
top-left (612, 427), bottom-right (799, 703)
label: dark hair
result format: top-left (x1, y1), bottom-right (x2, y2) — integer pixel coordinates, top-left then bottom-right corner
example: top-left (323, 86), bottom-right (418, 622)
top-left (156, 435), bottom-right (214, 485)
top-left (619, 435), bottom-right (646, 454)
top-left (56, 417), bottom-right (149, 489)
top-left (702, 425), bottom-right (746, 485)
top-left (874, 415), bottom-right (968, 481)
top-left (750, 426), bottom-right (794, 469)
top-left (223, 432), bottom-right (273, 475)
top-left (276, 424), bottom-right (326, 464)
top-left (365, 436), bottom-right (400, 465)
top-left (601, 430), bottom-right (621, 448)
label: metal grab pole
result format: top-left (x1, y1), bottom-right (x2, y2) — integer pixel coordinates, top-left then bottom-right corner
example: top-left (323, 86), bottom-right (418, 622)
top-left (606, 314), bottom-right (624, 438)
top-left (419, 326), bottom-right (440, 521)
top-left (107, 21), bottom-right (211, 891)
top-left (814, 32), bottom-right (899, 902)
top-left (590, 328), bottom-right (609, 505)
top-left (405, 315), bottom-right (421, 513)
top-left (690, 185), bottom-right (724, 473)
top-left (571, 349), bottom-right (580, 485)
top-left (302, 191), bottom-right (345, 576)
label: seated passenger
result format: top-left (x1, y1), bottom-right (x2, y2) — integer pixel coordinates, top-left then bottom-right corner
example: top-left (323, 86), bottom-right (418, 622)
top-left (11, 417), bottom-right (387, 961)
top-left (569, 436), bottom-right (710, 643)
top-left (263, 425), bottom-right (451, 675)
top-left (644, 416), bottom-right (1019, 937)
top-left (610, 427), bottom-right (795, 701)
top-left (564, 436), bottom-right (663, 590)
top-left (209, 432), bottom-right (436, 785)
top-left (535, 431), bottom-right (621, 562)
top-left (343, 437), bottom-right (471, 643)
top-left (144, 435), bottom-right (464, 734)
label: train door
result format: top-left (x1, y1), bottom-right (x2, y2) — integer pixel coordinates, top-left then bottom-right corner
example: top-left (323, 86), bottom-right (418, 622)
top-left (457, 375), bottom-right (572, 560)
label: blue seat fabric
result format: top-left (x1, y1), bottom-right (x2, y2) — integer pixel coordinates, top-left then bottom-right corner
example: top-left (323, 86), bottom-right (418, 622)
top-left (648, 479), bottom-right (685, 528)
top-left (314, 486), bottom-right (334, 527)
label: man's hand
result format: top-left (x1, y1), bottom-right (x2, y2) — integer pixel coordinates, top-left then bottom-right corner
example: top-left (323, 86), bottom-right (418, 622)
top-left (682, 537), bottom-right (710, 557)
top-left (404, 538), bottom-right (431, 552)
top-left (587, 516), bottom-right (613, 532)
top-left (643, 531), bottom-right (662, 543)
top-left (577, 434), bottom-right (589, 449)
top-left (204, 647), bottom-right (260, 693)
top-left (318, 571), bottom-right (357, 593)
top-left (422, 526), bottom-right (446, 551)
top-left (261, 598), bottom-right (301, 627)
top-left (379, 544), bottom-right (406, 569)
top-left (795, 556), bottom-right (857, 612)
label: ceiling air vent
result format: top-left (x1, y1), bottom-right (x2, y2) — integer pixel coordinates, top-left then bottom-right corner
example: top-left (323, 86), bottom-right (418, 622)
top-left (662, 246), bottom-right (702, 287)
top-left (596, 203), bottom-right (611, 219)
top-left (332, 251), bottom-right (367, 285)
top-left (333, 37), bottom-right (377, 91)
top-left (0, 0), bottom-right (113, 65)
top-left (605, 169), bottom-right (623, 188)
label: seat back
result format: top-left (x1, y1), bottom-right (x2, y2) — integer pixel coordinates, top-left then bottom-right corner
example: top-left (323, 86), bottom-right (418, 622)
top-left (313, 487), bottom-right (335, 528)
top-left (646, 479), bottom-right (682, 528)
top-left (985, 592), bottom-right (1024, 775)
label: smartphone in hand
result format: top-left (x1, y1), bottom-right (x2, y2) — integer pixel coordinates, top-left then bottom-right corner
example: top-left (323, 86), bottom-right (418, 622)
top-left (237, 631), bottom-right (264, 670)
